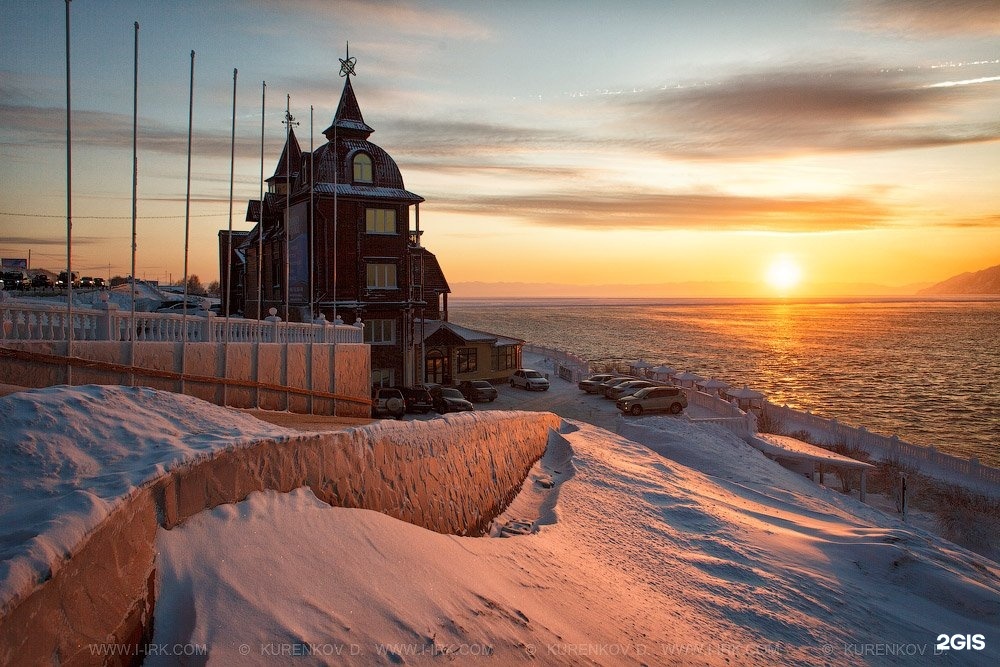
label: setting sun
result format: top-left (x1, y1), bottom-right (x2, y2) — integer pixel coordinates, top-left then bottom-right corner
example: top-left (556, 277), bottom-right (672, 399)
top-left (765, 256), bottom-right (803, 293)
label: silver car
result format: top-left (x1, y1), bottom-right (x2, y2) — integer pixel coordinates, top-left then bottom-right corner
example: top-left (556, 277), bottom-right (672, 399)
top-left (617, 386), bottom-right (688, 416)
top-left (606, 380), bottom-right (658, 401)
top-left (510, 368), bottom-right (550, 391)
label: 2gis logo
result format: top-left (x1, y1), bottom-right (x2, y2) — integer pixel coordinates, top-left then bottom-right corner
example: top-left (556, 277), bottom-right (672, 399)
top-left (935, 634), bottom-right (985, 652)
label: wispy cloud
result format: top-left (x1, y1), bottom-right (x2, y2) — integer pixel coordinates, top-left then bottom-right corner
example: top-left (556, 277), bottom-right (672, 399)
top-left (430, 190), bottom-right (896, 233)
top-left (612, 66), bottom-right (1000, 160)
top-left (847, 0), bottom-right (1000, 36)
top-left (0, 102), bottom-right (284, 160)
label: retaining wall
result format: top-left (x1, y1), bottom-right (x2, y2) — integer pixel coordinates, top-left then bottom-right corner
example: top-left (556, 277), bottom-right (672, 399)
top-left (0, 340), bottom-right (370, 418)
top-left (0, 410), bottom-right (561, 666)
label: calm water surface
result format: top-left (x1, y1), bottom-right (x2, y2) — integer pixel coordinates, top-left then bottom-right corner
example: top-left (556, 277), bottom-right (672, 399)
top-left (450, 298), bottom-right (1000, 468)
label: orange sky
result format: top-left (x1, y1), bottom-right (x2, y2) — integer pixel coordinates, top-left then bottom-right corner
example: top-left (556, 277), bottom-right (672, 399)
top-left (1, 1), bottom-right (998, 297)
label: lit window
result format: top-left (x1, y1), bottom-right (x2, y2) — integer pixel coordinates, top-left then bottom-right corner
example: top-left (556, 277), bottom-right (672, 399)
top-left (366, 209), bottom-right (397, 235)
top-left (366, 263), bottom-right (397, 289)
top-left (353, 153), bottom-right (372, 182)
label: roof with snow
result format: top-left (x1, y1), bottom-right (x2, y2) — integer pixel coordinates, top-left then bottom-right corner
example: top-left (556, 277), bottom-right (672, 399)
top-left (322, 75), bottom-right (373, 140)
top-left (421, 320), bottom-right (522, 347)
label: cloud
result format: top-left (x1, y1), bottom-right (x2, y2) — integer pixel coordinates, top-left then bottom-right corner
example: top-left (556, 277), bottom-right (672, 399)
top-left (429, 190), bottom-right (897, 233)
top-left (847, 0), bottom-right (1000, 36)
top-left (250, 0), bottom-right (492, 41)
top-left (0, 102), bottom-right (283, 161)
top-left (612, 66), bottom-right (1000, 160)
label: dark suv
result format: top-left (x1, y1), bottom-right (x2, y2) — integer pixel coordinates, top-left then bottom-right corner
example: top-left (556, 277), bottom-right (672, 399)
top-left (394, 386), bottom-right (435, 414)
top-left (2, 271), bottom-right (30, 290)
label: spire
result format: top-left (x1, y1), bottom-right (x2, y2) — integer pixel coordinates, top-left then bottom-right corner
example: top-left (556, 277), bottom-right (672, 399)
top-left (322, 45), bottom-right (374, 141)
top-left (266, 126), bottom-right (302, 184)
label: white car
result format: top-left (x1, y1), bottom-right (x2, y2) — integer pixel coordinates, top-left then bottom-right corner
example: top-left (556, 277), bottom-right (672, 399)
top-left (510, 368), bottom-right (550, 391)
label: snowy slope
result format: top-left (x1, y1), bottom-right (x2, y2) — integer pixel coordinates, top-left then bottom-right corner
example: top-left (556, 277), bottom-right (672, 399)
top-left (152, 418), bottom-right (1000, 666)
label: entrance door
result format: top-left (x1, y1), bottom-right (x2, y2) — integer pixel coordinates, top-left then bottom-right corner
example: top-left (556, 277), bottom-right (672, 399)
top-left (425, 350), bottom-right (446, 384)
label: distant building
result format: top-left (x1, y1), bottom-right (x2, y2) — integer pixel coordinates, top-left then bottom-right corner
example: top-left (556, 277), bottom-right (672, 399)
top-left (221, 62), bottom-right (522, 388)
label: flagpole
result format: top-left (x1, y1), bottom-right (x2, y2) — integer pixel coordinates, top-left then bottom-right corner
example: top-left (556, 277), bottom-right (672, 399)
top-left (130, 21), bottom-right (139, 384)
top-left (309, 105), bottom-right (315, 321)
top-left (258, 80), bottom-right (265, 319)
top-left (64, 0), bottom-right (73, 384)
top-left (224, 66), bottom-right (237, 406)
top-left (181, 50), bottom-right (194, 394)
top-left (284, 93), bottom-right (291, 322)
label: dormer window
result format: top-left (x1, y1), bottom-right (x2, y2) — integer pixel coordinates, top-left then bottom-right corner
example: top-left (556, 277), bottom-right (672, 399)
top-left (353, 153), bottom-right (373, 182)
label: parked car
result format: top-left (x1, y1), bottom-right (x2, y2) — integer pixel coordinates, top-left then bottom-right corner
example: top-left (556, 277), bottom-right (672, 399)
top-left (617, 386), bottom-right (688, 416)
top-left (2, 271), bottom-right (30, 290)
top-left (371, 387), bottom-right (406, 419)
top-left (510, 368), bottom-right (550, 391)
top-left (600, 376), bottom-right (640, 397)
top-left (578, 373), bottom-right (618, 393)
top-left (56, 271), bottom-right (80, 288)
top-left (606, 380), bottom-right (659, 401)
top-left (155, 301), bottom-right (203, 313)
top-left (395, 386), bottom-right (435, 414)
top-left (31, 273), bottom-right (54, 289)
top-left (432, 386), bottom-right (475, 414)
top-left (460, 380), bottom-right (498, 402)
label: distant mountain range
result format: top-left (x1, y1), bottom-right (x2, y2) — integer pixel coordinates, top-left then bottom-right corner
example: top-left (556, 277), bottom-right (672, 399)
top-left (919, 264), bottom-right (1000, 295)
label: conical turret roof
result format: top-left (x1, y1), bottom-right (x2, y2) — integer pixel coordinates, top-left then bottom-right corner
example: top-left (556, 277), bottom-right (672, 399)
top-left (322, 76), bottom-right (374, 140)
top-left (266, 127), bottom-right (302, 184)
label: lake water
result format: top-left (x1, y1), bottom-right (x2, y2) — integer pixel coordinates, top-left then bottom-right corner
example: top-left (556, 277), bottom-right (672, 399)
top-left (450, 297), bottom-right (1000, 468)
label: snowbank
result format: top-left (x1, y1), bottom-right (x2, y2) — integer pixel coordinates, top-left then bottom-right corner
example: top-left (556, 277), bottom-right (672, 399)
top-left (0, 386), bottom-right (558, 665)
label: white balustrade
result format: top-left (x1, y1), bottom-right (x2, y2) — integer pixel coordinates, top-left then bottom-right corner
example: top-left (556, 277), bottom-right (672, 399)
top-left (1, 300), bottom-right (363, 345)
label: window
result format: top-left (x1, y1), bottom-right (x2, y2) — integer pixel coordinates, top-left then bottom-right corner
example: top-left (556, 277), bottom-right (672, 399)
top-left (366, 209), bottom-right (396, 235)
top-left (372, 368), bottom-right (394, 387)
top-left (353, 153), bottom-right (372, 182)
top-left (367, 263), bottom-right (397, 289)
top-left (457, 348), bottom-right (478, 373)
top-left (492, 345), bottom-right (517, 371)
top-left (364, 319), bottom-right (396, 345)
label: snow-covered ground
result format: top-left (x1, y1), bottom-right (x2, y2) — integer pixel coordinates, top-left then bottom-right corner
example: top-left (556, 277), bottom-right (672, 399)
top-left (1, 355), bottom-right (998, 665)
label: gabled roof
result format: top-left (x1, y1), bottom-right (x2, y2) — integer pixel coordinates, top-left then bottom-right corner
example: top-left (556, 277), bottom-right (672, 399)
top-left (266, 127), bottom-right (302, 184)
top-left (322, 76), bottom-right (373, 140)
top-left (420, 320), bottom-right (522, 347)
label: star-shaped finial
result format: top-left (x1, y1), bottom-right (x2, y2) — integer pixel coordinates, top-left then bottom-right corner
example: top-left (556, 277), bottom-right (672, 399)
top-left (339, 42), bottom-right (356, 78)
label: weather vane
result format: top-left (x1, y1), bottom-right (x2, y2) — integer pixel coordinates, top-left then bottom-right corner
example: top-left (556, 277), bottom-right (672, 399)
top-left (283, 94), bottom-right (299, 129)
top-left (339, 42), bottom-right (356, 78)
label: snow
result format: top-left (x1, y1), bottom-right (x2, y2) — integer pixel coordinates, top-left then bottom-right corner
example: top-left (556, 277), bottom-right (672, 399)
top-left (0, 385), bottom-right (298, 613)
top-left (1, 357), bottom-right (999, 665)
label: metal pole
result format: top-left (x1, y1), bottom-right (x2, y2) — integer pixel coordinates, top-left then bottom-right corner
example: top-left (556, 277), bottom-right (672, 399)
top-left (181, 50), bottom-right (194, 394)
top-left (65, 0), bottom-right (73, 383)
top-left (284, 93), bottom-right (291, 322)
top-left (130, 21), bottom-right (138, 384)
top-left (258, 81), bottom-right (265, 320)
top-left (224, 67), bottom-right (237, 406)
top-left (309, 105), bottom-right (314, 321)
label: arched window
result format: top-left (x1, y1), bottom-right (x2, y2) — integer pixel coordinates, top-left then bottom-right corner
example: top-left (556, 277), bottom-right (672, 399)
top-left (353, 153), bottom-right (372, 182)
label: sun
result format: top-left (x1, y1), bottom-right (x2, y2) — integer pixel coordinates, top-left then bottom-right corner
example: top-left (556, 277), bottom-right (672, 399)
top-left (765, 256), bottom-right (803, 293)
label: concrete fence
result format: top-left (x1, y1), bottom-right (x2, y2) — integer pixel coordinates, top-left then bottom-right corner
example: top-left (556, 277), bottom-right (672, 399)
top-left (764, 401), bottom-right (1000, 489)
top-left (0, 340), bottom-right (372, 418)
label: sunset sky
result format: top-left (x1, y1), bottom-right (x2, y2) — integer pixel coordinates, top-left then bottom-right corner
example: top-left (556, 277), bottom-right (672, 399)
top-left (1, 1), bottom-right (998, 297)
